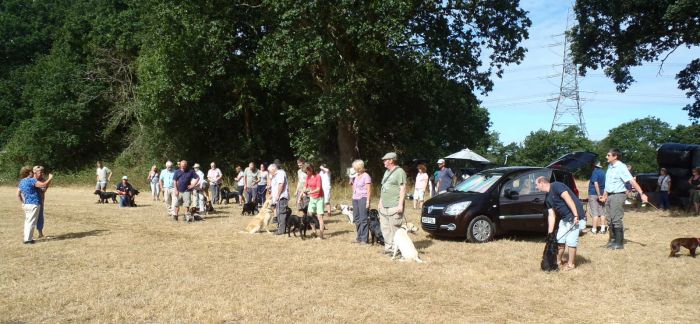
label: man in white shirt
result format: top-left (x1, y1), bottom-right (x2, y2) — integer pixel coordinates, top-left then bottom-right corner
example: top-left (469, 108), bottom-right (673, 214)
top-left (269, 163), bottom-right (290, 235)
top-left (207, 162), bottom-right (223, 205)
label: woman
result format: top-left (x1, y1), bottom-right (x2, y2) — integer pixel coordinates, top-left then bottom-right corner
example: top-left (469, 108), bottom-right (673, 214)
top-left (657, 168), bottom-right (671, 211)
top-left (319, 164), bottom-right (332, 217)
top-left (304, 164), bottom-right (325, 239)
top-left (147, 165), bottom-right (160, 201)
top-left (257, 163), bottom-right (268, 206)
top-left (17, 166), bottom-right (53, 244)
top-left (350, 159), bottom-right (371, 244)
top-left (413, 164), bottom-right (429, 209)
top-left (689, 168), bottom-right (700, 215)
top-left (235, 166), bottom-right (245, 205)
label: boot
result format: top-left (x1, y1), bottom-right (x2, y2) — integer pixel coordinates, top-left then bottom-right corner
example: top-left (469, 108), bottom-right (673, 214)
top-left (608, 227), bottom-right (624, 250)
top-left (606, 225), bottom-right (616, 248)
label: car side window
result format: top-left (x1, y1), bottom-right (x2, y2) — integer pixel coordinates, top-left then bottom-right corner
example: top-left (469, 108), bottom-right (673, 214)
top-left (501, 170), bottom-right (551, 197)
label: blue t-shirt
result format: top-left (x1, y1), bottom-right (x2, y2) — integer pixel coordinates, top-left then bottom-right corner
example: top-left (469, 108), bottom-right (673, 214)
top-left (19, 178), bottom-right (41, 205)
top-left (173, 169), bottom-right (199, 192)
top-left (437, 168), bottom-right (455, 192)
top-left (546, 182), bottom-right (585, 223)
top-left (161, 169), bottom-right (176, 189)
top-left (588, 167), bottom-right (606, 196)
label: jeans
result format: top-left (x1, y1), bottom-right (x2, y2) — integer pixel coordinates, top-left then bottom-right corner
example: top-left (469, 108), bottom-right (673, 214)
top-left (353, 198), bottom-right (369, 243)
top-left (210, 183), bottom-right (220, 205)
top-left (150, 182), bottom-right (160, 199)
top-left (245, 187), bottom-right (256, 203)
top-left (119, 196), bottom-right (130, 207)
top-left (275, 198), bottom-right (289, 234)
top-left (659, 191), bottom-right (670, 210)
top-left (37, 204), bottom-right (45, 231)
top-left (257, 185), bottom-right (267, 205)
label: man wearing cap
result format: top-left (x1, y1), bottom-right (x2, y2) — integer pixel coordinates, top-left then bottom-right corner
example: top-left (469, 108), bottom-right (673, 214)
top-left (160, 161), bottom-right (176, 215)
top-left (116, 176), bottom-right (136, 207)
top-left (588, 160), bottom-right (607, 234)
top-left (173, 160), bottom-right (200, 222)
top-left (378, 152), bottom-right (408, 254)
top-left (436, 159), bottom-right (455, 194)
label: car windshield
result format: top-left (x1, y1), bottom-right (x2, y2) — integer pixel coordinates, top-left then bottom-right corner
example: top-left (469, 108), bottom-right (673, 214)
top-left (454, 172), bottom-right (502, 193)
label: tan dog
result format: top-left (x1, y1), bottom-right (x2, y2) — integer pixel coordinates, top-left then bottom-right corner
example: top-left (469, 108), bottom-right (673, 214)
top-left (391, 226), bottom-right (424, 263)
top-left (243, 200), bottom-right (273, 234)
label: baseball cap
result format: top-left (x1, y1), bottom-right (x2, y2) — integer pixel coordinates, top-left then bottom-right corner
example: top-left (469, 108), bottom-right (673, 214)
top-left (193, 163), bottom-right (200, 169)
top-left (382, 152), bottom-right (397, 160)
top-left (122, 176), bottom-right (128, 180)
top-left (437, 159), bottom-right (445, 164)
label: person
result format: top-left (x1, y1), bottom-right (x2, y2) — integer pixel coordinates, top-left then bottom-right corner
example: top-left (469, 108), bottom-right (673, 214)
top-left (536, 176), bottom-right (585, 271)
top-left (257, 163), bottom-right (268, 206)
top-left (431, 168), bottom-right (440, 197)
top-left (193, 163), bottom-right (208, 212)
top-left (657, 168), bottom-right (672, 211)
top-left (319, 164), bottom-right (332, 218)
top-left (95, 161), bottom-right (112, 200)
top-left (173, 160), bottom-right (200, 222)
top-left (350, 159), bottom-right (372, 244)
top-left (147, 165), bottom-right (160, 201)
top-left (378, 152), bottom-right (408, 254)
top-left (235, 166), bottom-right (245, 205)
top-left (207, 162), bottom-right (223, 205)
top-left (413, 164), bottom-right (429, 209)
top-left (160, 161), bottom-right (176, 215)
top-left (295, 158), bottom-right (308, 207)
top-left (588, 161), bottom-right (607, 234)
top-left (304, 164), bottom-right (325, 239)
top-left (33, 166), bottom-right (49, 238)
top-left (243, 162), bottom-right (260, 204)
top-left (688, 168), bottom-right (700, 215)
top-left (599, 149), bottom-right (648, 250)
top-left (436, 159), bottom-right (455, 194)
top-left (269, 163), bottom-right (290, 235)
top-left (116, 176), bottom-right (137, 207)
top-left (17, 166), bottom-right (54, 244)
top-left (624, 164), bottom-right (640, 208)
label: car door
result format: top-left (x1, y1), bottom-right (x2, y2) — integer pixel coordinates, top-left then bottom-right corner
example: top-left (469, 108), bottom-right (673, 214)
top-left (498, 170), bottom-right (551, 231)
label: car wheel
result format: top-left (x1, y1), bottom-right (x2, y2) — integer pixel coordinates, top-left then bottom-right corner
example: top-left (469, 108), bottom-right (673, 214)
top-left (466, 215), bottom-right (494, 243)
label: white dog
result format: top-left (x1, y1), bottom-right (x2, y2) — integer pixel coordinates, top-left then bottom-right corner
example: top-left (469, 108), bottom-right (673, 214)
top-left (391, 226), bottom-right (423, 263)
top-left (339, 204), bottom-right (354, 224)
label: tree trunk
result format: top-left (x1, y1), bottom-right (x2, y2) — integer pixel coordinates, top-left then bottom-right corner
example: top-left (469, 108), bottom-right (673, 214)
top-left (337, 119), bottom-right (359, 175)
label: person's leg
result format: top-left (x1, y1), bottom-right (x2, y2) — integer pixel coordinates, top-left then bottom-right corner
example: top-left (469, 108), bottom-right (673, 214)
top-left (36, 204), bottom-right (44, 237)
top-left (413, 190), bottom-right (417, 209)
top-left (379, 207), bottom-right (394, 252)
top-left (555, 220), bottom-right (568, 265)
top-left (23, 204), bottom-right (39, 243)
top-left (314, 198), bottom-right (324, 239)
top-left (557, 244), bottom-right (565, 266)
top-left (183, 191), bottom-right (193, 221)
top-left (352, 199), bottom-right (361, 241)
top-left (237, 186), bottom-right (245, 204)
top-left (357, 198), bottom-right (369, 243)
top-left (276, 198), bottom-right (288, 234)
top-left (609, 194), bottom-right (626, 249)
top-left (566, 223), bottom-right (580, 268)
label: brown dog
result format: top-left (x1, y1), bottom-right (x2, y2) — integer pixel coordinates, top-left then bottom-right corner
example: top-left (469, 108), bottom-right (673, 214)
top-left (669, 238), bottom-right (699, 257)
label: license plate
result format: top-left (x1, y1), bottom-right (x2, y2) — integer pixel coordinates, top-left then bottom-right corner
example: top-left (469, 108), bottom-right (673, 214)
top-left (421, 217), bottom-right (436, 224)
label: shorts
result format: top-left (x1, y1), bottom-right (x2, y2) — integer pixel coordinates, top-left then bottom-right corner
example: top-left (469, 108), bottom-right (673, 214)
top-left (413, 188), bottom-right (425, 201)
top-left (323, 186), bottom-right (331, 204)
top-left (176, 191), bottom-right (193, 209)
top-left (96, 181), bottom-right (107, 191)
top-left (308, 197), bottom-right (325, 215)
top-left (556, 219), bottom-right (580, 248)
top-left (588, 195), bottom-right (605, 217)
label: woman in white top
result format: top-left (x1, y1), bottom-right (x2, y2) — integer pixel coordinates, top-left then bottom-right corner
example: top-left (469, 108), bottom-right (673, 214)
top-left (258, 163), bottom-right (269, 206)
top-left (235, 166), bottom-right (245, 205)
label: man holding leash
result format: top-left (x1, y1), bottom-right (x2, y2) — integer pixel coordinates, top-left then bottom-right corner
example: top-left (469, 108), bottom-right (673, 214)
top-left (598, 148), bottom-right (648, 250)
top-left (536, 176), bottom-right (585, 271)
top-left (378, 152), bottom-right (407, 254)
top-left (173, 160), bottom-right (199, 222)
top-left (269, 163), bottom-right (290, 235)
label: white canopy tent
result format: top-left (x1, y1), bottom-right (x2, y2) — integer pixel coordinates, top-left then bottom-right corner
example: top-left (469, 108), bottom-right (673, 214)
top-left (444, 148), bottom-right (490, 163)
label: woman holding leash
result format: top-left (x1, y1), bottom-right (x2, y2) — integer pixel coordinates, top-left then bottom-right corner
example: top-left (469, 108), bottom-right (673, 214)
top-left (17, 166), bottom-right (54, 244)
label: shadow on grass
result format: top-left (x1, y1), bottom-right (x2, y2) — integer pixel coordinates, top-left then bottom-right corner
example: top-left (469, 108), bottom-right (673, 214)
top-left (43, 229), bottom-right (109, 242)
top-left (326, 229), bottom-right (352, 238)
top-left (413, 239), bottom-right (434, 250)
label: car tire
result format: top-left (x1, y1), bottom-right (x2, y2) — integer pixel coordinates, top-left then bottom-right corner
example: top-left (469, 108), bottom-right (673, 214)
top-left (466, 215), bottom-right (495, 243)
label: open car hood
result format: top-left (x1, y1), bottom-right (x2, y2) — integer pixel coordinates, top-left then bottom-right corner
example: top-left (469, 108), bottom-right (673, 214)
top-left (545, 152), bottom-right (598, 172)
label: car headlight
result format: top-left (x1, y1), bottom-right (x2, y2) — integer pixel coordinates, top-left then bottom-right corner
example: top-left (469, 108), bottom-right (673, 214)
top-left (444, 201), bottom-right (471, 216)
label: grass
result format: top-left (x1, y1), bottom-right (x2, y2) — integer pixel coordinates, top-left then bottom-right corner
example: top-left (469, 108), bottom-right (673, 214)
top-left (1, 184), bottom-right (699, 323)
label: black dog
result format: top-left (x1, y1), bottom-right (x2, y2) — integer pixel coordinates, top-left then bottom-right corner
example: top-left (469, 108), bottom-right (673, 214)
top-left (301, 214), bottom-right (320, 239)
top-left (242, 202), bottom-right (258, 215)
top-left (286, 215), bottom-right (303, 238)
top-left (94, 190), bottom-right (118, 204)
top-left (368, 209), bottom-right (385, 245)
top-left (273, 206), bottom-right (293, 225)
top-left (220, 187), bottom-right (240, 204)
top-left (541, 233), bottom-right (559, 272)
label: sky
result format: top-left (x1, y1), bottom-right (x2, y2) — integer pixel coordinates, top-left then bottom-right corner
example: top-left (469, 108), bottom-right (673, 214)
top-left (478, 1), bottom-right (697, 144)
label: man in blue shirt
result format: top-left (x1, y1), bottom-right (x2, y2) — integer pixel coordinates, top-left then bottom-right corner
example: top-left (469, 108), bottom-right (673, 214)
top-left (160, 161), bottom-right (176, 216)
top-left (173, 160), bottom-right (199, 222)
top-left (599, 148), bottom-right (647, 250)
top-left (588, 161), bottom-right (606, 234)
top-left (536, 176), bottom-right (585, 271)
top-left (436, 159), bottom-right (455, 194)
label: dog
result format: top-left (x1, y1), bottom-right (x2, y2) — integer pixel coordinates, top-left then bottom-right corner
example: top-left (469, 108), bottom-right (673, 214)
top-left (541, 233), bottom-right (559, 271)
top-left (94, 190), bottom-right (118, 204)
top-left (204, 200), bottom-right (214, 214)
top-left (391, 226), bottom-right (423, 263)
top-left (301, 214), bottom-right (320, 239)
top-left (220, 187), bottom-right (240, 204)
top-left (669, 237), bottom-right (699, 257)
top-left (186, 206), bottom-right (205, 221)
top-left (286, 215), bottom-right (304, 238)
top-left (368, 209), bottom-right (384, 245)
top-left (243, 200), bottom-right (274, 234)
top-left (242, 201), bottom-right (258, 215)
top-left (339, 204), bottom-right (354, 223)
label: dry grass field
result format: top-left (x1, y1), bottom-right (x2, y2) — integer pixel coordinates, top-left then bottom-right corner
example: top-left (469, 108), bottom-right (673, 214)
top-left (1, 185), bottom-right (699, 323)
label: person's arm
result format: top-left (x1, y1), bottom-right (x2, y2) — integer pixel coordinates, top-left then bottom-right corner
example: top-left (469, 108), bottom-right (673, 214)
top-left (629, 179), bottom-right (648, 203)
top-left (244, 172), bottom-right (248, 191)
top-left (547, 209), bottom-right (556, 234)
top-left (188, 174), bottom-right (200, 190)
top-left (174, 178), bottom-right (180, 195)
top-left (560, 190), bottom-right (579, 225)
top-left (107, 170), bottom-right (112, 182)
top-left (274, 182), bottom-right (283, 203)
top-left (309, 178), bottom-right (321, 195)
top-left (366, 179), bottom-right (372, 209)
top-left (17, 188), bottom-right (23, 203)
top-left (398, 183), bottom-right (406, 213)
top-left (35, 174), bottom-right (54, 188)
top-left (594, 181), bottom-right (602, 197)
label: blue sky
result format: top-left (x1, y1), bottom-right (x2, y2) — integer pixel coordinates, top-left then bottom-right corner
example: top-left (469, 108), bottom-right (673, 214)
top-left (478, 1), bottom-right (696, 144)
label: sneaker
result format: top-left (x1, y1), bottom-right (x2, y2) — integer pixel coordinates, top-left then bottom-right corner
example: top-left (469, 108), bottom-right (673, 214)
top-left (23, 240), bottom-right (35, 245)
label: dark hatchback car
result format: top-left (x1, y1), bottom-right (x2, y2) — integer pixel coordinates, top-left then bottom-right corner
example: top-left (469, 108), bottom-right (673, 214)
top-left (421, 152), bottom-right (597, 243)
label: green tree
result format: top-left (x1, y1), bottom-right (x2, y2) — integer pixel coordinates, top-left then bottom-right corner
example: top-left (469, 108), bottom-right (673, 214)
top-left (570, 0), bottom-right (700, 119)
top-left (669, 124), bottom-right (700, 144)
top-left (599, 117), bottom-right (673, 173)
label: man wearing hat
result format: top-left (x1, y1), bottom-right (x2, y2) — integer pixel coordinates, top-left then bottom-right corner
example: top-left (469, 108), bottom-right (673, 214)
top-left (436, 158), bottom-right (455, 194)
top-left (378, 152), bottom-right (408, 254)
top-left (588, 160), bottom-right (607, 234)
top-left (116, 176), bottom-right (136, 207)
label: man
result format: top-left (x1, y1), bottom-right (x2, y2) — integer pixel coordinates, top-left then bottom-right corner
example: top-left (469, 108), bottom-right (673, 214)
top-left (295, 157), bottom-right (307, 206)
top-left (436, 159), bottom-right (455, 194)
top-left (160, 161), bottom-right (176, 215)
top-left (536, 176), bottom-right (585, 271)
top-left (116, 176), bottom-right (136, 207)
top-left (269, 163), bottom-right (290, 235)
top-left (173, 160), bottom-right (200, 222)
top-left (95, 161), bottom-right (112, 201)
top-left (193, 163), bottom-right (208, 213)
top-left (588, 161), bottom-right (607, 234)
top-left (207, 162), bottom-right (223, 205)
top-left (599, 149), bottom-right (648, 249)
top-left (378, 152), bottom-right (408, 254)
top-left (243, 162), bottom-right (260, 204)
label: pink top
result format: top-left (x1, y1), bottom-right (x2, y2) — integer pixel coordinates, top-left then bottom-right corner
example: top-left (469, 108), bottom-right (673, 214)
top-left (352, 172), bottom-right (372, 200)
top-left (415, 173), bottom-right (429, 191)
top-left (305, 174), bottom-right (323, 199)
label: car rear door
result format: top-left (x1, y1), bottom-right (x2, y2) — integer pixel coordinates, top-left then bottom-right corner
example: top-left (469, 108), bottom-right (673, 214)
top-left (545, 152), bottom-right (598, 172)
top-left (498, 169), bottom-right (551, 231)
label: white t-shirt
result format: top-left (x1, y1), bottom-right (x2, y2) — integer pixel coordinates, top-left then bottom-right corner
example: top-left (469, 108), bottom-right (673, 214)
top-left (271, 170), bottom-right (289, 201)
top-left (259, 170), bottom-right (268, 186)
top-left (96, 167), bottom-right (111, 182)
top-left (236, 171), bottom-right (245, 186)
top-left (320, 170), bottom-right (331, 189)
